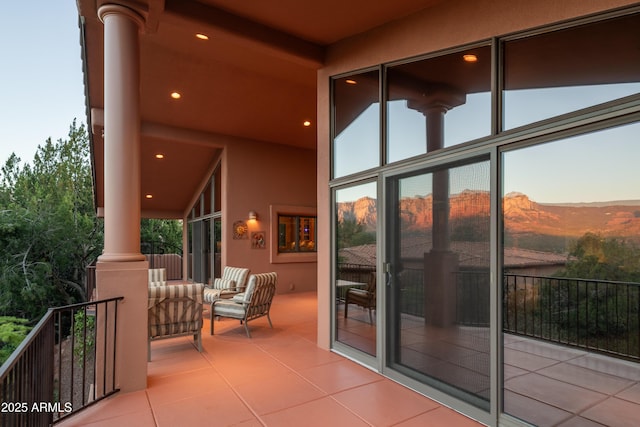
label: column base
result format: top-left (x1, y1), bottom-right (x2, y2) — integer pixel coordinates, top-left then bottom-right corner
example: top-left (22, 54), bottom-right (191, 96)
top-left (95, 260), bottom-right (148, 393)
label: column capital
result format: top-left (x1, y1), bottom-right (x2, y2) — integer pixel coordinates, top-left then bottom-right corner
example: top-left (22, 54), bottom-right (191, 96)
top-left (98, 3), bottom-right (146, 29)
top-left (407, 86), bottom-right (466, 116)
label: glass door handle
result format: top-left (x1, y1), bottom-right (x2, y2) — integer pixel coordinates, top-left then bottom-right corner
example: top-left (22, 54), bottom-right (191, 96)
top-left (384, 262), bottom-right (392, 287)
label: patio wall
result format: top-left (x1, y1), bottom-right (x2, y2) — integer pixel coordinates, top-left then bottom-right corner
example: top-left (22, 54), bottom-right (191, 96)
top-left (224, 137), bottom-right (317, 293)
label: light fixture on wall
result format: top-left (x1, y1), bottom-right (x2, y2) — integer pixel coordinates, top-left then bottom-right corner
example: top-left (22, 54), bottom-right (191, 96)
top-left (248, 211), bottom-right (258, 221)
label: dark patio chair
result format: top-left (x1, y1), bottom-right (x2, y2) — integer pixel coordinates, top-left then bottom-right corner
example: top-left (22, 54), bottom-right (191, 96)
top-left (344, 272), bottom-right (376, 323)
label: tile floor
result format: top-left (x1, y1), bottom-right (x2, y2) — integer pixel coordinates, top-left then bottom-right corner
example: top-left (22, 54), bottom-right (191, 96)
top-left (57, 292), bottom-right (481, 427)
top-left (336, 303), bottom-right (640, 427)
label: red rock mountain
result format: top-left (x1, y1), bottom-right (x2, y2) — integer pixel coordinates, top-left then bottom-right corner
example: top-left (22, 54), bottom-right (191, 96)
top-left (337, 192), bottom-right (640, 239)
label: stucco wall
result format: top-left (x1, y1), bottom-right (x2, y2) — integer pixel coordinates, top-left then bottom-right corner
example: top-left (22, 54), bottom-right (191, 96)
top-left (315, 0), bottom-right (639, 348)
top-left (224, 138), bottom-right (317, 294)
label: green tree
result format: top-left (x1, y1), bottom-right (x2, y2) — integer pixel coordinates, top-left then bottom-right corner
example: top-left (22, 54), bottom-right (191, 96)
top-left (337, 218), bottom-right (375, 250)
top-left (561, 232), bottom-right (640, 282)
top-left (545, 232), bottom-right (640, 341)
top-left (140, 218), bottom-right (182, 253)
top-left (0, 120), bottom-right (102, 321)
top-left (0, 316), bottom-right (32, 365)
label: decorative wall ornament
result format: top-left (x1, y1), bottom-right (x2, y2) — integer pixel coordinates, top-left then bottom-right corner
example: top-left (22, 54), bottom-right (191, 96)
top-left (251, 231), bottom-right (266, 249)
top-left (233, 220), bottom-right (248, 239)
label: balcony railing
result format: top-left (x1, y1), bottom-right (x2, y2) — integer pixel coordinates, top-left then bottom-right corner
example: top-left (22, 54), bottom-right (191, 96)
top-left (338, 263), bottom-right (640, 361)
top-left (504, 274), bottom-right (640, 361)
top-left (0, 297), bottom-right (123, 426)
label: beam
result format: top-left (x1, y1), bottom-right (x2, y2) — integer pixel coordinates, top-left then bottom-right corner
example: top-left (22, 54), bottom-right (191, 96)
top-left (163, 0), bottom-right (325, 68)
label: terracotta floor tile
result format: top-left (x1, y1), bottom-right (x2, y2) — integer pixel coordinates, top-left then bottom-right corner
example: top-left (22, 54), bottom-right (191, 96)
top-left (503, 347), bottom-right (560, 371)
top-left (261, 339), bottom-right (345, 370)
top-left (394, 406), bottom-right (483, 427)
top-left (581, 397), bottom-right (640, 427)
top-left (210, 352), bottom-right (293, 387)
top-left (261, 396), bottom-right (370, 427)
top-left (333, 379), bottom-right (441, 426)
top-left (617, 383), bottom-right (640, 404)
top-left (506, 372), bottom-right (607, 414)
top-left (233, 371), bottom-right (326, 415)
top-left (557, 415), bottom-right (608, 427)
top-left (538, 362), bottom-right (634, 395)
top-left (148, 339), bottom-right (212, 374)
top-left (503, 389), bottom-right (573, 427)
top-left (569, 354), bottom-right (640, 381)
top-left (297, 359), bottom-right (383, 394)
top-left (153, 390), bottom-right (256, 427)
top-left (54, 292), bottom-right (638, 427)
top-left (57, 390), bottom-right (152, 426)
top-left (506, 338), bottom-right (585, 361)
top-left (146, 368), bottom-right (228, 407)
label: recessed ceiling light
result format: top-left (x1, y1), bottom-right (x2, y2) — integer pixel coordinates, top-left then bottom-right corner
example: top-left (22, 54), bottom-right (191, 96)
top-left (345, 79), bottom-right (357, 85)
top-left (195, 33), bottom-right (209, 40)
top-left (170, 92), bottom-right (181, 99)
top-left (155, 153), bottom-right (164, 159)
top-left (145, 194), bottom-right (153, 199)
top-left (463, 54), bottom-right (478, 63)
top-left (303, 120), bottom-right (311, 127)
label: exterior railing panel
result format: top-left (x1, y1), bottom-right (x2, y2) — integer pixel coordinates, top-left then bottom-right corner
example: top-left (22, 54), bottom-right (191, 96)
top-left (0, 297), bottom-right (124, 426)
top-left (504, 274), bottom-right (640, 361)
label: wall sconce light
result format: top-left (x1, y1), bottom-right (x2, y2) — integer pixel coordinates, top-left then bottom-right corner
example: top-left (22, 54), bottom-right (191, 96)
top-left (248, 211), bottom-right (257, 221)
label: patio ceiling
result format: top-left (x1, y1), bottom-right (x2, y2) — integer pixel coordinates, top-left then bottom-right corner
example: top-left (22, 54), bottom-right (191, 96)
top-left (77, 0), bottom-right (444, 218)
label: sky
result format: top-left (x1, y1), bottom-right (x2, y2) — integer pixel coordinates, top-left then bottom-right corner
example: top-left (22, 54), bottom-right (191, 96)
top-left (0, 1), bottom-right (85, 167)
top-left (335, 87), bottom-right (640, 204)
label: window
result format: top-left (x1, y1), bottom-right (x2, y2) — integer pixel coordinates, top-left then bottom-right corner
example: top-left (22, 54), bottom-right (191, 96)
top-left (332, 70), bottom-right (380, 178)
top-left (278, 215), bottom-right (317, 253)
top-left (387, 44), bottom-right (492, 161)
top-left (503, 13), bottom-right (640, 130)
top-left (270, 205), bottom-right (317, 263)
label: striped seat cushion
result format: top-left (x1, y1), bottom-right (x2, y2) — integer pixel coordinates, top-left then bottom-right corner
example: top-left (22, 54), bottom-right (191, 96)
top-left (148, 283), bottom-right (204, 338)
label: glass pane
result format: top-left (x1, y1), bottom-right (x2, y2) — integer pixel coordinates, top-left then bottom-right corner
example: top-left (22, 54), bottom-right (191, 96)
top-left (278, 215), bottom-right (317, 253)
top-left (387, 160), bottom-right (491, 410)
top-left (333, 71), bottom-right (380, 178)
top-left (203, 180), bottom-right (212, 216)
top-left (299, 217), bottom-right (316, 252)
top-left (387, 46), bottom-right (491, 162)
top-left (214, 165), bottom-right (221, 213)
top-left (213, 218), bottom-right (221, 280)
top-left (503, 13), bottom-right (640, 130)
top-left (335, 182), bottom-right (377, 355)
top-left (502, 122), bottom-right (640, 425)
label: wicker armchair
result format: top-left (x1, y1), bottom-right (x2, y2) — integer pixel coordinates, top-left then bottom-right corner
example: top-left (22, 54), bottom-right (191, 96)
top-left (210, 272), bottom-right (277, 337)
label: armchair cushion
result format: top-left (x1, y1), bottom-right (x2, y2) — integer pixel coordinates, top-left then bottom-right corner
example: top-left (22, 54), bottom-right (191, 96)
top-left (148, 268), bottom-right (167, 286)
top-left (148, 283), bottom-right (204, 360)
top-left (204, 266), bottom-right (250, 305)
top-left (212, 278), bottom-right (236, 290)
top-left (211, 272), bottom-right (277, 337)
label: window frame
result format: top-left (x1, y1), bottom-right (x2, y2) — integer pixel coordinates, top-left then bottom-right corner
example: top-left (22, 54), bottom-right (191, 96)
top-left (270, 205), bottom-right (318, 264)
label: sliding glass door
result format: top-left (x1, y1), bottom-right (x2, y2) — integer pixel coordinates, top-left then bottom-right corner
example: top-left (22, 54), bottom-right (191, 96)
top-left (385, 158), bottom-right (492, 410)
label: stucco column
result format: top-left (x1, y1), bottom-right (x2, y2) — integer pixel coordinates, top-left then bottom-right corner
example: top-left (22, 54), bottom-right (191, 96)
top-left (408, 91), bottom-right (465, 326)
top-left (94, 3), bottom-right (148, 394)
top-left (99, 4), bottom-right (146, 263)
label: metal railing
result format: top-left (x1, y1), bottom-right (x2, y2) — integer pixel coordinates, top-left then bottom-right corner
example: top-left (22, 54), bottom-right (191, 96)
top-left (0, 297), bottom-right (124, 426)
top-left (504, 274), bottom-right (640, 361)
top-left (342, 263), bottom-right (640, 361)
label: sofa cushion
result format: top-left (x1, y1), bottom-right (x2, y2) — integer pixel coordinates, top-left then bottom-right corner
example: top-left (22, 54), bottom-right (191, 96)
top-left (211, 278), bottom-right (236, 290)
